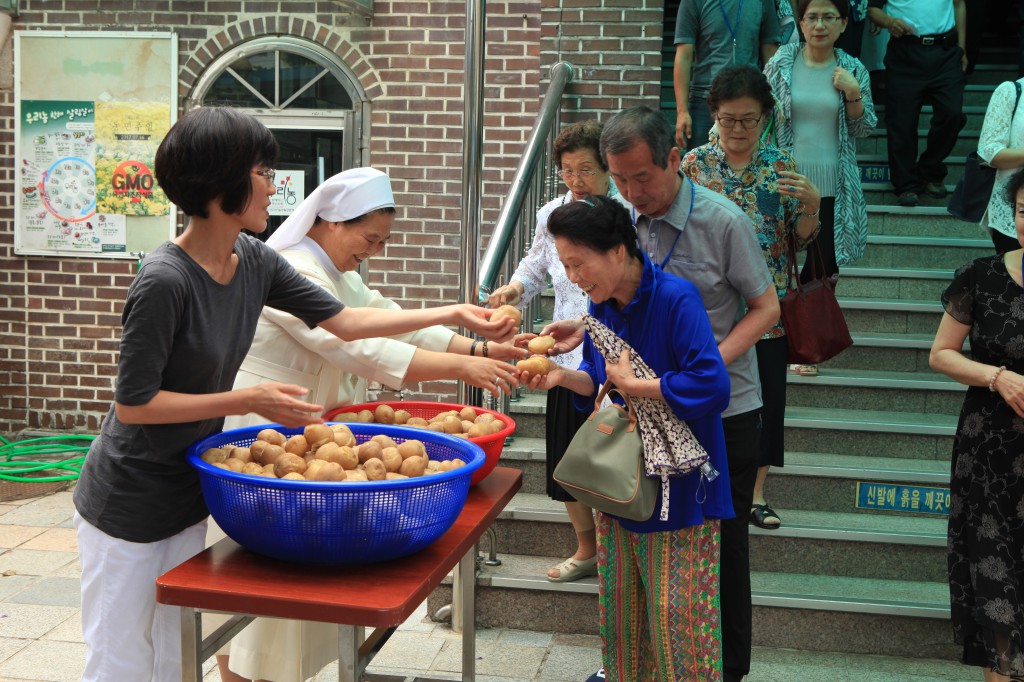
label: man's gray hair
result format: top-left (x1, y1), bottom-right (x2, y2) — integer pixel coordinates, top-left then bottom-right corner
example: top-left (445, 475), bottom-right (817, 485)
top-left (599, 106), bottom-right (676, 169)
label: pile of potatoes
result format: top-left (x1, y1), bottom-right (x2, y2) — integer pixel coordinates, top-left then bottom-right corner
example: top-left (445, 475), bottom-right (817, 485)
top-left (200, 423), bottom-right (466, 483)
top-left (332, 404), bottom-right (507, 439)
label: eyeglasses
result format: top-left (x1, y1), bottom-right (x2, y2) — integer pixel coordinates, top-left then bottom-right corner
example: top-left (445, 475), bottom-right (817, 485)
top-left (801, 14), bottom-right (842, 26)
top-left (716, 115), bottom-right (762, 130)
top-left (253, 168), bottom-right (277, 185)
top-left (556, 168), bottom-right (599, 179)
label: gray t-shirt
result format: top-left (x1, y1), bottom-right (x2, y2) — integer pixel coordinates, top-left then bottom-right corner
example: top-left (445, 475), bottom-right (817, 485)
top-left (675, 0), bottom-right (782, 98)
top-left (792, 55), bottom-right (841, 197)
top-left (74, 235), bottom-right (345, 543)
top-left (634, 176), bottom-right (773, 417)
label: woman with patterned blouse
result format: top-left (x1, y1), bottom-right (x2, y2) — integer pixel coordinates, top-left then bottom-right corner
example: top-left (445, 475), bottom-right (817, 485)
top-left (682, 65), bottom-right (820, 531)
top-left (763, 0), bottom-right (876, 282)
top-left (489, 120), bottom-right (628, 582)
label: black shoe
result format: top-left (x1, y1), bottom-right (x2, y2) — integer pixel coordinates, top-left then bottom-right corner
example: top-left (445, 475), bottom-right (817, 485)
top-left (585, 669), bottom-right (605, 681)
top-left (897, 191), bottom-right (919, 207)
top-left (925, 182), bottom-right (948, 199)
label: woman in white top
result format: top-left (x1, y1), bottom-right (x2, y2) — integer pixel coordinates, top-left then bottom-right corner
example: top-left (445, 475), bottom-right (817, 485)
top-left (217, 168), bottom-right (525, 682)
top-left (488, 120), bottom-right (628, 583)
top-left (978, 77), bottom-right (1024, 254)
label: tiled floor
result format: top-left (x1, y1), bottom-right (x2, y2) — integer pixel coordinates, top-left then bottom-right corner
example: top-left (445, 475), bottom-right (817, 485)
top-left (0, 488), bottom-right (980, 682)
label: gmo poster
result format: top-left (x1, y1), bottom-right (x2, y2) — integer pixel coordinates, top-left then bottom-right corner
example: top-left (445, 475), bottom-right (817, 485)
top-left (14, 32), bottom-right (177, 257)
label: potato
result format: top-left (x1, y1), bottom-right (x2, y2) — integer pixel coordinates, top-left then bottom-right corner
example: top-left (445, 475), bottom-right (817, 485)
top-left (259, 444), bottom-right (286, 467)
top-left (212, 462), bottom-right (230, 470)
top-left (490, 304), bottom-right (523, 329)
top-left (528, 335), bottom-right (556, 355)
top-left (516, 356), bottom-right (552, 377)
top-left (467, 423), bottom-right (487, 438)
top-left (304, 459), bottom-right (328, 481)
top-left (374, 404), bottom-right (396, 424)
top-left (274, 453), bottom-right (307, 478)
top-left (355, 409), bottom-right (374, 423)
top-left (331, 424), bottom-right (356, 447)
top-left (323, 462), bottom-right (345, 481)
top-left (438, 460), bottom-right (453, 472)
top-left (461, 420), bottom-right (475, 433)
top-left (200, 447), bottom-right (229, 464)
top-left (303, 424), bottom-right (334, 450)
top-left (336, 446), bottom-right (359, 470)
top-left (363, 457), bottom-right (387, 481)
top-left (282, 472), bottom-right (305, 480)
top-left (371, 434), bottom-right (398, 449)
top-left (262, 463), bottom-right (277, 476)
top-left (345, 469), bottom-right (369, 482)
top-left (241, 462), bottom-right (264, 476)
top-left (426, 460), bottom-right (440, 471)
top-left (397, 440), bottom-right (426, 460)
top-left (458, 406), bottom-right (477, 421)
top-left (231, 447), bottom-right (253, 464)
top-left (381, 447), bottom-right (403, 473)
top-left (406, 417), bottom-right (429, 428)
top-left (451, 457), bottom-right (466, 468)
top-left (393, 409), bottom-right (411, 425)
top-left (284, 435), bottom-right (309, 457)
top-left (385, 472), bottom-right (409, 480)
top-left (475, 413), bottom-right (496, 425)
top-left (399, 455), bottom-right (427, 477)
top-left (249, 440), bottom-right (272, 463)
top-left (356, 440), bottom-right (382, 464)
top-left (256, 429), bottom-right (286, 446)
top-left (442, 415), bottom-right (463, 434)
top-left (332, 412), bottom-right (357, 422)
top-left (223, 458), bottom-right (244, 472)
top-left (314, 442), bottom-right (342, 462)
top-left (427, 422), bottom-right (445, 433)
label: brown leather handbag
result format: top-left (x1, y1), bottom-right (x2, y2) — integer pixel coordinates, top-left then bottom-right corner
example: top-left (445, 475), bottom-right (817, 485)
top-left (780, 240), bottom-right (853, 364)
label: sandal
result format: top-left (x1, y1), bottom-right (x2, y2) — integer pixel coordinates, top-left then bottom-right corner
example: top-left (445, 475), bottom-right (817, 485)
top-left (750, 503), bottom-right (781, 529)
top-left (796, 365), bottom-right (818, 376)
top-left (547, 555), bottom-right (598, 582)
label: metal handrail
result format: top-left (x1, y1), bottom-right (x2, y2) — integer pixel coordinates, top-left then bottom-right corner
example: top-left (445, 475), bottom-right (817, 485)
top-left (477, 61), bottom-right (575, 301)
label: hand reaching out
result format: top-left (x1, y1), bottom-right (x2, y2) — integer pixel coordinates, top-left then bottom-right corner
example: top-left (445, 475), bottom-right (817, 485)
top-left (539, 318), bottom-right (585, 356)
top-left (246, 383), bottom-right (325, 428)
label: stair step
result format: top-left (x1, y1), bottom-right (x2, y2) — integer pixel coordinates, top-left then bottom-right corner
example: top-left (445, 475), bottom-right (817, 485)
top-left (786, 368), bottom-right (963, 414)
top-left (785, 406), bottom-right (955, 436)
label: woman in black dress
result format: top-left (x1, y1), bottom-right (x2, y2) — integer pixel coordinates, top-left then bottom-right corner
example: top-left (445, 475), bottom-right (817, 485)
top-left (930, 168), bottom-right (1024, 681)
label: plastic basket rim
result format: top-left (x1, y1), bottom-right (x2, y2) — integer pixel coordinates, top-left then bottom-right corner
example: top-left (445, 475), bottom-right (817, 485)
top-left (187, 423), bottom-right (485, 492)
top-left (323, 400), bottom-right (515, 443)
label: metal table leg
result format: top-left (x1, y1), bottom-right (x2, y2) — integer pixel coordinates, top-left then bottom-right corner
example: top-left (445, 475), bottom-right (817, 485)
top-left (179, 608), bottom-right (201, 682)
top-left (337, 624), bottom-right (363, 682)
top-left (460, 546), bottom-right (475, 682)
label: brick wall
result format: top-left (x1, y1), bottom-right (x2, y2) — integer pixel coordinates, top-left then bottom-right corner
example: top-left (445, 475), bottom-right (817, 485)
top-left (0, 0), bottom-right (665, 435)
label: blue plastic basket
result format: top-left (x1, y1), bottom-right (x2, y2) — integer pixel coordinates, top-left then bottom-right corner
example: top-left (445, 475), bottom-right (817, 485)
top-left (187, 423), bottom-right (485, 565)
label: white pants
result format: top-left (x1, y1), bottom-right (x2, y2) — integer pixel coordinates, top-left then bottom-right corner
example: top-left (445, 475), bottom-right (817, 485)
top-left (75, 513), bottom-right (207, 682)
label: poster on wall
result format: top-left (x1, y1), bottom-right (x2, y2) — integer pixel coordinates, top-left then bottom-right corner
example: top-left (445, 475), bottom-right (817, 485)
top-left (269, 170), bottom-right (305, 216)
top-left (14, 32), bottom-right (178, 258)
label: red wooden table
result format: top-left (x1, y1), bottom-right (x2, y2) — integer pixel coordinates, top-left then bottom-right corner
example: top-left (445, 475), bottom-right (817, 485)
top-left (156, 467), bottom-right (522, 682)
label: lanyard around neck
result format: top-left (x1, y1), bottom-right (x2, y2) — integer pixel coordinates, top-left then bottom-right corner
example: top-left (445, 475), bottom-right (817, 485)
top-left (718, 0), bottom-right (744, 42)
top-left (632, 178), bottom-right (696, 270)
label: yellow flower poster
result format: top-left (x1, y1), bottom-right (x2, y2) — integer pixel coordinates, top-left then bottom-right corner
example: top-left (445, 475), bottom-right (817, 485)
top-left (95, 101), bottom-right (171, 216)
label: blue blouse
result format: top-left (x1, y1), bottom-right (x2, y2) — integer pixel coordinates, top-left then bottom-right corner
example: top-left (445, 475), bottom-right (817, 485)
top-left (575, 254), bottom-right (735, 533)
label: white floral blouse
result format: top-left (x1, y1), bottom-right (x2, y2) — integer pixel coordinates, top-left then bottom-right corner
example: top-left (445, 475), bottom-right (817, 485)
top-left (509, 183), bottom-right (626, 370)
top-left (978, 78), bottom-right (1024, 239)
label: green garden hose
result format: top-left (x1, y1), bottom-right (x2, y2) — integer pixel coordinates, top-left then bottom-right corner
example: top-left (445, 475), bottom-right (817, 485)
top-left (0, 434), bottom-right (93, 482)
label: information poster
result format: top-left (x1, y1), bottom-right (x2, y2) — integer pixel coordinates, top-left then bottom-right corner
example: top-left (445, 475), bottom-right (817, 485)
top-left (270, 170), bottom-right (305, 216)
top-left (14, 32), bottom-right (177, 257)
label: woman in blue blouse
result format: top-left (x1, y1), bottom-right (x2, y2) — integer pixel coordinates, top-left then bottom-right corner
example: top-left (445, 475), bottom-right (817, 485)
top-left (518, 195), bottom-right (733, 681)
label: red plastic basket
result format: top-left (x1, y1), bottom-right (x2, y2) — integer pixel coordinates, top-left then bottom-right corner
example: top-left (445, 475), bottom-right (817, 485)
top-left (324, 401), bottom-right (515, 486)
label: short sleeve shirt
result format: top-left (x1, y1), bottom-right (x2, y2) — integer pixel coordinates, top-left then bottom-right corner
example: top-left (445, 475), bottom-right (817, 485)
top-left (634, 176), bottom-right (773, 417)
top-left (675, 0), bottom-right (782, 98)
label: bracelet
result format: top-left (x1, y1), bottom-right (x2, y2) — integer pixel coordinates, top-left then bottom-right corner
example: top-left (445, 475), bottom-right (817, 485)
top-left (844, 96), bottom-right (863, 104)
top-left (989, 365), bottom-right (1006, 392)
top-left (799, 206), bottom-right (821, 219)
top-left (482, 339), bottom-right (490, 358)
top-left (470, 339), bottom-right (479, 357)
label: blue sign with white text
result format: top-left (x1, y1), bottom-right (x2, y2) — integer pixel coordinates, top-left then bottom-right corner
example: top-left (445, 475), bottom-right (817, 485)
top-left (855, 482), bottom-right (950, 515)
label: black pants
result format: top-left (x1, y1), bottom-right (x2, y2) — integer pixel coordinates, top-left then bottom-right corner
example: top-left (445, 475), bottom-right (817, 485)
top-left (800, 197), bottom-right (839, 284)
top-left (720, 408), bottom-right (761, 679)
top-left (883, 37), bottom-right (966, 194)
top-left (755, 337), bottom-right (788, 469)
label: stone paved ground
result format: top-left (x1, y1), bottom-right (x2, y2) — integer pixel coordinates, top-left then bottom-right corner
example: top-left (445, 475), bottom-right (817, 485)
top-left (0, 488), bottom-right (977, 682)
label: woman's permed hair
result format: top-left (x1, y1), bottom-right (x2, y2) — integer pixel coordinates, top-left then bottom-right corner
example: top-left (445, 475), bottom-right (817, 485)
top-left (547, 195), bottom-right (641, 260)
top-left (798, 0), bottom-right (850, 20)
top-left (155, 107), bottom-right (278, 219)
top-left (707, 65), bottom-right (776, 116)
top-left (553, 120), bottom-right (607, 171)
top-left (1005, 168), bottom-right (1024, 208)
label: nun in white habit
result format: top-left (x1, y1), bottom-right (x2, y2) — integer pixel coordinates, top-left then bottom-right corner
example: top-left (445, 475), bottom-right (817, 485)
top-left (216, 168), bottom-right (524, 682)
top-left (225, 167), bottom-right (523, 431)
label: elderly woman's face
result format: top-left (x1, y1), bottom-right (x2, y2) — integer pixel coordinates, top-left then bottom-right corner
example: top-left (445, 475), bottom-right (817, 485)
top-left (800, 0), bottom-right (847, 48)
top-left (715, 97), bottom-right (764, 161)
top-left (330, 211), bottom-right (394, 272)
top-left (559, 148), bottom-right (611, 202)
top-left (554, 235), bottom-right (625, 305)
